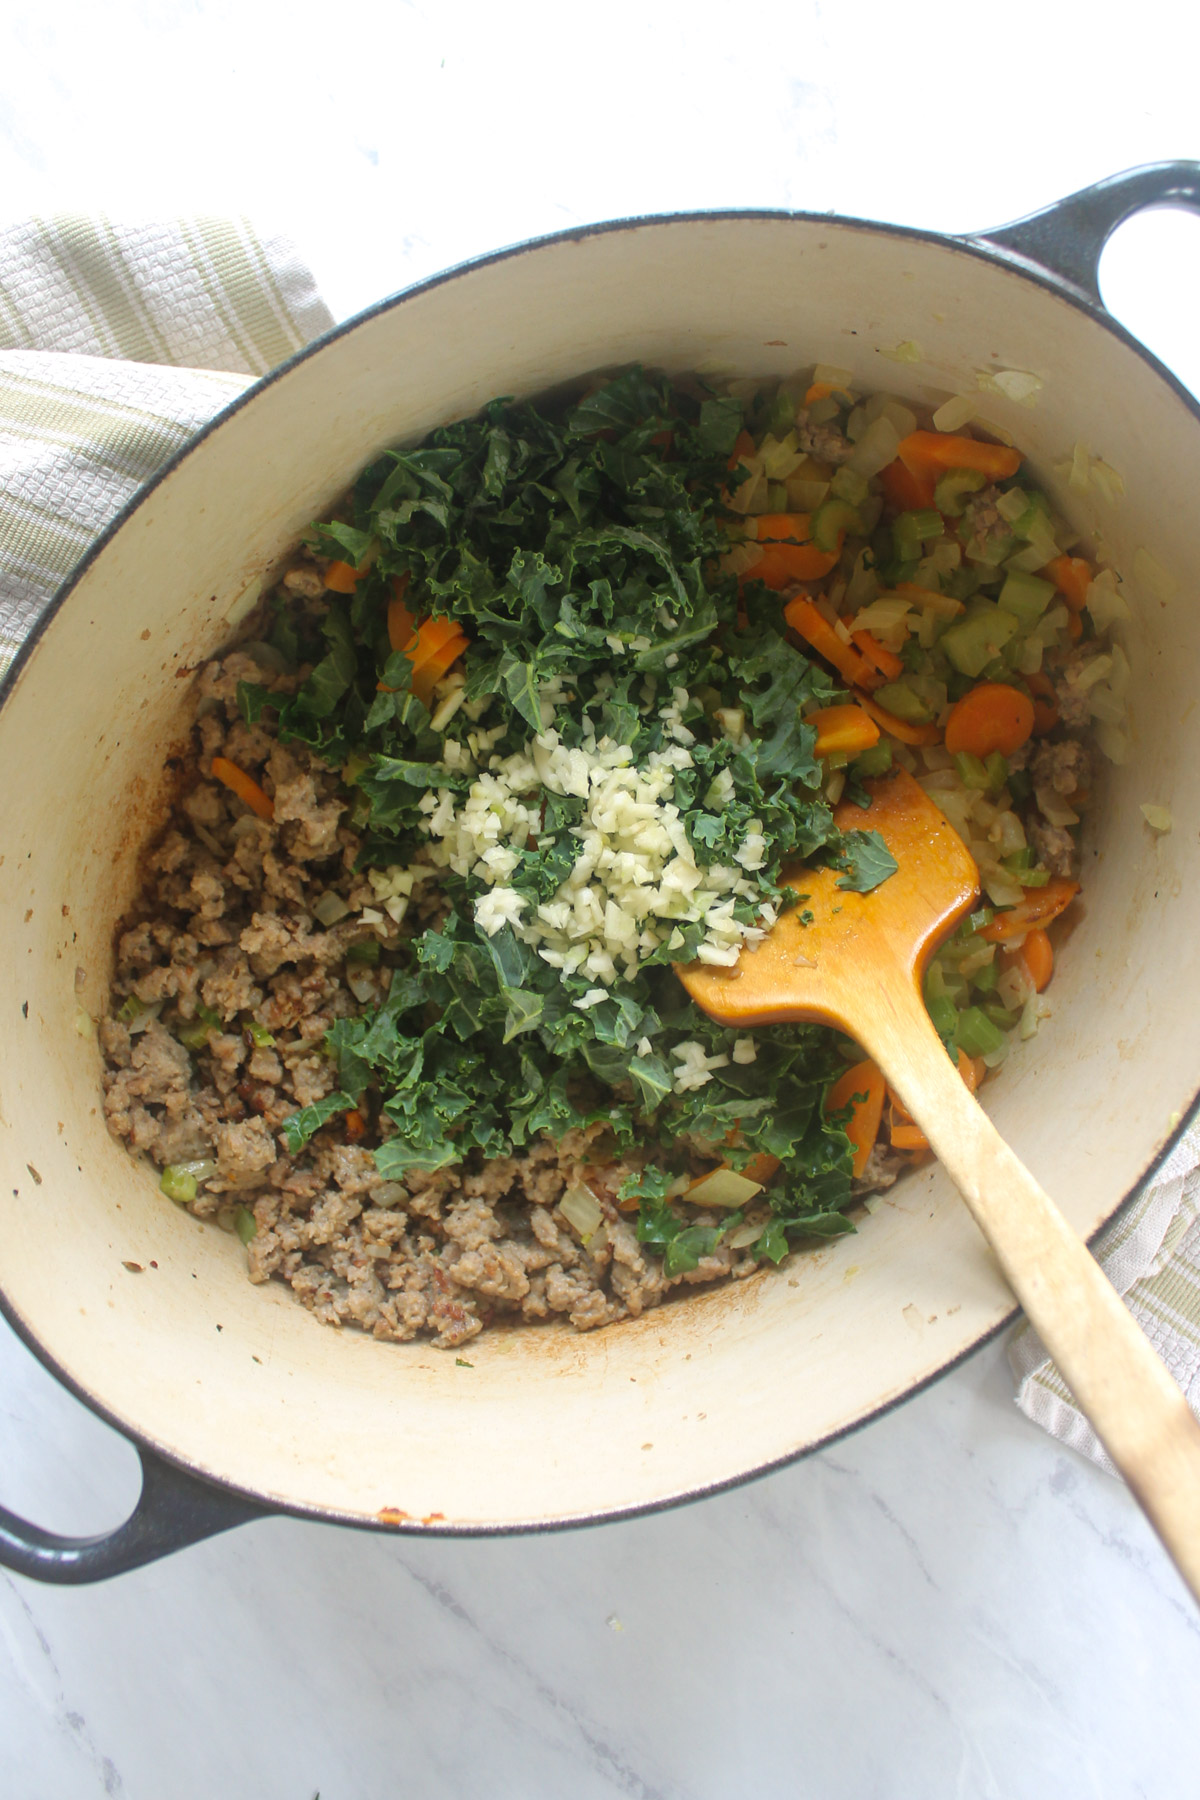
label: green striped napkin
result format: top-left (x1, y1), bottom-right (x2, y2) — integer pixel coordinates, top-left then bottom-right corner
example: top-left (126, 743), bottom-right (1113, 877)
top-left (0, 211), bottom-right (332, 664)
top-left (1010, 1127), bottom-right (1200, 1471)
top-left (1, 209), bottom-right (1197, 1473)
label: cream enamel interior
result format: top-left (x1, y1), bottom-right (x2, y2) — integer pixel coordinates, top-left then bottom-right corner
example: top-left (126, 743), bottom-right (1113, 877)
top-left (1, 215), bottom-right (1197, 1529)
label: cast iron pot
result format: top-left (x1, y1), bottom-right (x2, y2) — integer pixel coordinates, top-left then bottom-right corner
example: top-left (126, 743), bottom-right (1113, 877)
top-left (3, 164), bottom-right (1200, 1584)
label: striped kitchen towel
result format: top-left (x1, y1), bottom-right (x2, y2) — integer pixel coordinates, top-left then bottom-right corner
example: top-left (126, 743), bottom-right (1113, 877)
top-left (1009, 1126), bottom-right (1200, 1473)
top-left (1, 208), bottom-right (1197, 1477)
top-left (0, 210), bottom-right (332, 660)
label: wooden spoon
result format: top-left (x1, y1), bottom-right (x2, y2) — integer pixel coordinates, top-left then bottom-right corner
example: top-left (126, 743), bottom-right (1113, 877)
top-left (679, 767), bottom-right (1200, 1602)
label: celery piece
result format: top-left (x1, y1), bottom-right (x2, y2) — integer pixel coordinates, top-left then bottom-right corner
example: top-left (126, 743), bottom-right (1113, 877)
top-left (766, 388), bottom-right (797, 438)
top-left (177, 1003), bottom-right (222, 1051)
top-left (954, 752), bottom-right (991, 791)
top-left (998, 569), bottom-right (1054, 630)
top-left (933, 468), bottom-right (986, 518)
top-left (245, 1019), bottom-right (275, 1048)
top-left (872, 680), bottom-right (933, 723)
top-left (767, 480), bottom-right (788, 511)
top-left (955, 1006), bottom-right (1006, 1058)
top-left (830, 465), bottom-right (869, 506)
top-left (1020, 866), bottom-right (1051, 888)
top-left (972, 958), bottom-right (999, 995)
top-left (346, 939), bottom-right (381, 965)
top-left (985, 751), bottom-right (1009, 794)
top-left (118, 994), bottom-right (149, 1025)
top-left (811, 497), bottom-right (862, 553)
top-left (927, 993), bottom-right (959, 1041)
top-left (234, 1205), bottom-right (257, 1245)
top-left (939, 604), bottom-right (1020, 678)
top-left (967, 907), bottom-right (995, 932)
top-left (160, 1165), bottom-right (198, 1205)
top-left (850, 741), bottom-right (893, 779)
top-left (982, 1002), bottom-right (1020, 1031)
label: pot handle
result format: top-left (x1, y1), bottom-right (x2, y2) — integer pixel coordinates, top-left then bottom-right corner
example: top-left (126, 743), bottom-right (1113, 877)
top-left (970, 160), bottom-right (1200, 309)
top-left (0, 1443), bottom-right (271, 1584)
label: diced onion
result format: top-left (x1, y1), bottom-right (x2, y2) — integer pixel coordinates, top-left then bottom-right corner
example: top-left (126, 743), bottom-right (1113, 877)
top-left (684, 1168), bottom-right (764, 1209)
top-left (814, 363), bottom-right (854, 387)
top-left (727, 1219), bottom-right (767, 1249)
top-left (559, 1180), bottom-right (605, 1240)
top-left (313, 891), bottom-right (352, 926)
top-left (846, 416), bottom-right (901, 478)
top-left (932, 395), bottom-right (977, 433)
top-left (1140, 803), bottom-right (1173, 833)
top-left (347, 970), bottom-right (377, 1003)
top-left (1094, 720), bottom-right (1131, 764)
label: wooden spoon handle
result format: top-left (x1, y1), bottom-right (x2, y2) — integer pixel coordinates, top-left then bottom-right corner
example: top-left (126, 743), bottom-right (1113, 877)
top-left (857, 974), bottom-right (1200, 1605)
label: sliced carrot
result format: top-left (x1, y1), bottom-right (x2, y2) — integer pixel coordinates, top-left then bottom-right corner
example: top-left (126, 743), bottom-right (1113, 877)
top-left (1002, 926), bottom-right (1054, 992)
top-left (807, 703), bottom-right (881, 759)
top-left (784, 597), bottom-right (880, 689)
top-left (1027, 671), bottom-right (1059, 735)
top-left (323, 560), bottom-right (362, 594)
top-left (889, 1123), bottom-right (929, 1151)
top-left (1042, 554), bottom-right (1093, 612)
top-left (980, 879), bottom-right (1079, 944)
top-left (345, 1108), bottom-right (367, 1141)
top-left (753, 512), bottom-right (813, 542)
top-left (879, 457), bottom-right (937, 512)
top-left (853, 688), bottom-right (942, 746)
top-left (211, 755), bottom-right (274, 822)
top-left (897, 430), bottom-right (1022, 481)
top-left (824, 1059), bottom-right (886, 1179)
top-left (751, 542), bottom-right (841, 588)
top-left (943, 682), bottom-right (1035, 759)
top-left (957, 1048), bottom-right (986, 1094)
top-left (410, 632), bottom-right (469, 706)
top-left (742, 1150), bottom-right (782, 1187)
top-left (851, 630), bottom-right (905, 681)
top-left (1066, 610), bottom-right (1083, 641)
top-left (804, 381), bottom-right (836, 406)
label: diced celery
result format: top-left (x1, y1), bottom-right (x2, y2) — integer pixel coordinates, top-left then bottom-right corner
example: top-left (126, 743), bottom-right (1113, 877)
top-left (807, 396), bottom-right (841, 425)
top-left (954, 752), bottom-right (991, 790)
top-left (765, 388), bottom-right (797, 437)
top-left (873, 680), bottom-right (933, 723)
top-left (346, 939), bottom-right (381, 965)
top-left (955, 1006), bottom-right (1007, 1058)
top-left (118, 994), bottom-right (149, 1024)
top-left (160, 1165), bottom-right (198, 1205)
top-left (933, 468), bottom-right (987, 517)
top-left (177, 1003), bottom-right (222, 1051)
top-left (767, 481), bottom-right (788, 511)
top-left (967, 907), bottom-right (994, 932)
top-left (234, 1205), bottom-right (257, 1245)
top-left (811, 497), bottom-right (862, 552)
top-left (245, 1019), bottom-right (275, 1048)
top-left (972, 959), bottom-right (999, 995)
top-left (850, 741), bottom-right (893, 778)
top-left (927, 994), bottom-right (959, 1040)
top-left (830, 466), bottom-right (869, 506)
top-left (997, 569), bottom-right (1054, 629)
top-left (985, 752), bottom-right (1009, 794)
top-left (939, 604), bottom-right (1019, 677)
top-left (1020, 867), bottom-right (1051, 888)
top-left (982, 1002), bottom-right (1020, 1031)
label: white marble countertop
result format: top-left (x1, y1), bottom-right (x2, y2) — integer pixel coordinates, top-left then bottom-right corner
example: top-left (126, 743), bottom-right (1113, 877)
top-left (3, 3), bottom-right (1200, 1794)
